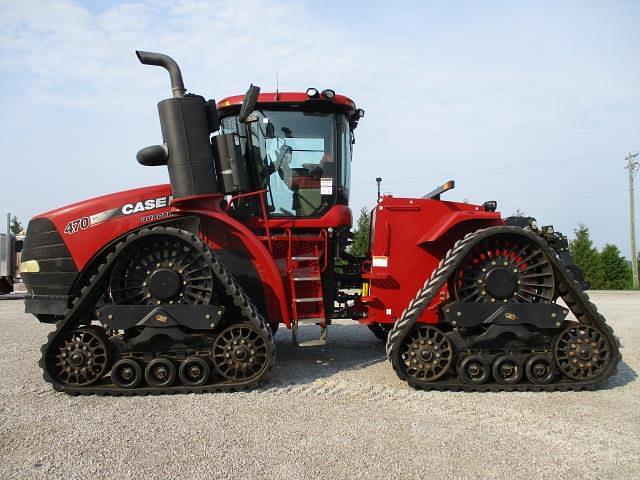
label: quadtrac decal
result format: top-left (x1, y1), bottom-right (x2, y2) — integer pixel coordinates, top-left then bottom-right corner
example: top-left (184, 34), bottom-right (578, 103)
top-left (63, 195), bottom-right (173, 235)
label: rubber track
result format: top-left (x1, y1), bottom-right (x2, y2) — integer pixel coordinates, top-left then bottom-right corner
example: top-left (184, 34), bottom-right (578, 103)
top-left (385, 226), bottom-right (622, 392)
top-left (39, 226), bottom-right (276, 396)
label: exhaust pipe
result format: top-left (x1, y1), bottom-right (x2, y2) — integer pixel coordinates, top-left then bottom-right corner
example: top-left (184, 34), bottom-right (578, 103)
top-left (135, 49), bottom-right (221, 200)
top-left (136, 50), bottom-right (186, 98)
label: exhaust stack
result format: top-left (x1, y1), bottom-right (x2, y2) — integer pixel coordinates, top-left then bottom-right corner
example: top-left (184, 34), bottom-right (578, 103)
top-left (136, 50), bottom-right (220, 201)
top-left (136, 50), bottom-right (186, 98)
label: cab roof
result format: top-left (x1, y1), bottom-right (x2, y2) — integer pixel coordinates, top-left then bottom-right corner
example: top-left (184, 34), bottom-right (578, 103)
top-left (217, 91), bottom-right (357, 114)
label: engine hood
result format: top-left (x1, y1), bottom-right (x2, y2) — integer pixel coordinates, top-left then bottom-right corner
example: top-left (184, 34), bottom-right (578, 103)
top-left (32, 184), bottom-right (174, 269)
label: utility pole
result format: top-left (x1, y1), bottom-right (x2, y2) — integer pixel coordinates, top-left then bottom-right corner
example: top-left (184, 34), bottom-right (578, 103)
top-left (626, 152), bottom-right (640, 288)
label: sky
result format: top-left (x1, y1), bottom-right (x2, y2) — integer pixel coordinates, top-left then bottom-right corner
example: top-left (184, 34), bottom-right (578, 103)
top-left (1, 0), bottom-right (639, 257)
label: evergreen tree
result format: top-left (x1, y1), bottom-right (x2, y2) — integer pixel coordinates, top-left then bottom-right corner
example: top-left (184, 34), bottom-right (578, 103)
top-left (9, 216), bottom-right (22, 235)
top-left (569, 224), bottom-right (604, 289)
top-left (349, 207), bottom-right (371, 257)
top-left (599, 244), bottom-right (633, 290)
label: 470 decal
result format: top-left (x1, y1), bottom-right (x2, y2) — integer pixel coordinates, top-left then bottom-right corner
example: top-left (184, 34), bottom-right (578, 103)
top-left (64, 217), bottom-right (91, 234)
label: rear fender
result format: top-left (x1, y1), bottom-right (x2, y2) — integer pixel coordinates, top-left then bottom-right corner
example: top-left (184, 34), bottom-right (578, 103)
top-left (186, 209), bottom-right (290, 328)
top-left (417, 211), bottom-right (503, 245)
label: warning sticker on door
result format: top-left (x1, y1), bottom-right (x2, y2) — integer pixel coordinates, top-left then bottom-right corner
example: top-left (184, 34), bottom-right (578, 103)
top-left (321, 177), bottom-right (333, 195)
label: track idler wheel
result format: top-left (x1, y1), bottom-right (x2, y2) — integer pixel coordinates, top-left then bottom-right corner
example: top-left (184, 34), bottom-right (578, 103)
top-left (109, 230), bottom-right (215, 306)
top-left (492, 355), bottom-right (523, 385)
top-left (399, 325), bottom-right (453, 382)
top-left (179, 356), bottom-right (211, 387)
top-left (52, 327), bottom-right (111, 387)
top-left (554, 324), bottom-right (612, 381)
top-left (458, 355), bottom-right (490, 384)
top-left (212, 323), bottom-right (272, 382)
top-left (111, 358), bottom-right (143, 389)
top-left (525, 354), bottom-right (555, 384)
top-left (453, 232), bottom-right (555, 304)
top-left (145, 357), bottom-right (176, 388)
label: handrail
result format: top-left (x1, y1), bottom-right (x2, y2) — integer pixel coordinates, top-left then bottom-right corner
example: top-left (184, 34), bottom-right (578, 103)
top-left (285, 228), bottom-right (293, 275)
top-left (225, 190), bottom-right (272, 252)
top-left (320, 229), bottom-right (328, 272)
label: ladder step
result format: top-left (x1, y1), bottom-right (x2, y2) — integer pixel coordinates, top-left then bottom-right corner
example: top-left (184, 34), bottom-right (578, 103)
top-left (293, 276), bottom-right (321, 281)
top-left (261, 235), bottom-right (325, 242)
top-left (292, 322), bottom-right (328, 347)
top-left (294, 297), bottom-right (323, 303)
top-left (295, 317), bottom-right (325, 325)
top-left (296, 339), bottom-right (327, 347)
top-left (291, 256), bottom-right (320, 261)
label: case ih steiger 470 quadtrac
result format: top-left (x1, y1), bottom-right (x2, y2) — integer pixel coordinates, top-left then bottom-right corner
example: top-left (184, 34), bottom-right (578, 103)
top-left (15, 51), bottom-right (619, 394)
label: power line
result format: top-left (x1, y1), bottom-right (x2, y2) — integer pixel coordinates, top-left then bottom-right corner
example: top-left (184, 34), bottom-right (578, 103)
top-left (352, 151), bottom-right (625, 188)
top-left (499, 187), bottom-right (627, 202)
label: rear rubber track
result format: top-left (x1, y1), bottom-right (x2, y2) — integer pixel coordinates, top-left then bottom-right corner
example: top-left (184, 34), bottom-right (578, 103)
top-left (385, 226), bottom-right (621, 392)
top-left (39, 226), bottom-right (276, 396)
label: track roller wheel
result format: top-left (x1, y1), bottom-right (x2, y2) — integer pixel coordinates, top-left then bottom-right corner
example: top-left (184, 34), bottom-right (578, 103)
top-left (554, 324), bottom-right (612, 381)
top-left (145, 357), bottom-right (176, 388)
top-left (492, 355), bottom-right (523, 385)
top-left (52, 327), bottom-right (111, 387)
top-left (179, 356), bottom-right (211, 387)
top-left (212, 323), bottom-right (271, 382)
top-left (525, 354), bottom-right (555, 384)
top-left (111, 358), bottom-right (143, 389)
top-left (458, 355), bottom-right (490, 384)
top-left (399, 325), bottom-right (453, 382)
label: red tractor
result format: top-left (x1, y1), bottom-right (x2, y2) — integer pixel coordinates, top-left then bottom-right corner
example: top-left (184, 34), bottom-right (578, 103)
top-left (19, 51), bottom-right (619, 394)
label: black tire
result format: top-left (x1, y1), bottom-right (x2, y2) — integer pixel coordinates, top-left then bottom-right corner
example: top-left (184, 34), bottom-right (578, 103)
top-left (178, 356), bottom-right (210, 387)
top-left (492, 355), bottom-right (523, 385)
top-left (111, 358), bottom-right (143, 389)
top-left (458, 355), bottom-right (490, 384)
top-left (145, 357), bottom-right (176, 388)
top-left (212, 323), bottom-right (272, 382)
top-left (50, 327), bottom-right (111, 387)
top-left (525, 354), bottom-right (556, 384)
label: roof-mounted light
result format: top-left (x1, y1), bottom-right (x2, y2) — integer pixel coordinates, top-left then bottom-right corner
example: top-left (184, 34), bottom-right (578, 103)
top-left (483, 200), bottom-right (497, 212)
top-left (321, 89), bottom-right (335, 99)
top-left (306, 88), bottom-right (319, 98)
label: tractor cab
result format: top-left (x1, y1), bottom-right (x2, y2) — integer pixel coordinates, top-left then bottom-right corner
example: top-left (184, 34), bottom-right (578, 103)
top-left (217, 91), bottom-right (364, 219)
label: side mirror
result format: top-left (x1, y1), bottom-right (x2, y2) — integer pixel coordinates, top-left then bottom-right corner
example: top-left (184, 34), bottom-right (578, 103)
top-left (137, 145), bottom-right (168, 166)
top-left (238, 84), bottom-right (260, 123)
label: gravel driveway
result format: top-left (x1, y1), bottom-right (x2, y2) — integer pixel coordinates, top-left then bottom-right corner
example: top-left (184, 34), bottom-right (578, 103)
top-left (1, 292), bottom-right (638, 479)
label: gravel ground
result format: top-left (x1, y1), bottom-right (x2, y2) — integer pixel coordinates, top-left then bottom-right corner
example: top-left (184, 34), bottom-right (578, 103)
top-left (1, 292), bottom-right (639, 479)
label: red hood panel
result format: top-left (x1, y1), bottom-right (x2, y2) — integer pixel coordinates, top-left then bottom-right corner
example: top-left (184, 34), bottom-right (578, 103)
top-left (35, 184), bottom-right (174, 270)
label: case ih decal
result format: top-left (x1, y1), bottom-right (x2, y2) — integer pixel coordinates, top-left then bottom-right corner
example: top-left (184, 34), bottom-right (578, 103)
top-left (63, 195), bottom-right (172, 234)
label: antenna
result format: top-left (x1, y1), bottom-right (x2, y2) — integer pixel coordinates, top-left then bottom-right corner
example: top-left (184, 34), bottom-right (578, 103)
top-left (376, 177), bottom-right (382, 202)
top-left (275, 71), bottom-right (280, 100)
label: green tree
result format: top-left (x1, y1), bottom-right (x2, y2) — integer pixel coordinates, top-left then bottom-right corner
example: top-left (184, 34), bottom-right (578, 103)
top-left (599, 244), bottom-right (633, 290)
top-left (349, 207), bottom-right (371, 257)
top-left (9, 216), bottom-right (22, 235)
top-left (569, 224), bottom-right (604, 289)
